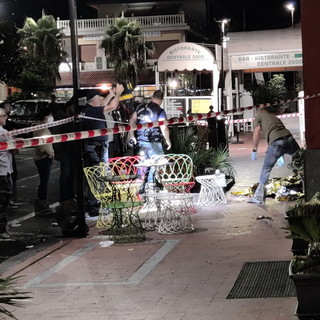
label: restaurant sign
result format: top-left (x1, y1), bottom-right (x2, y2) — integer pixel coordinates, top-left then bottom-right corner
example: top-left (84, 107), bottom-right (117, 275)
top-left (231, 52), bottom-right (303, 70)
top-left (158, 42), bottom-right (215, 72)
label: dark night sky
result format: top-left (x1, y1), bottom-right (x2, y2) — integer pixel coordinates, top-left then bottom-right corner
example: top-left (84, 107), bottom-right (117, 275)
top-left (0, 0), bottom-right (300, 31)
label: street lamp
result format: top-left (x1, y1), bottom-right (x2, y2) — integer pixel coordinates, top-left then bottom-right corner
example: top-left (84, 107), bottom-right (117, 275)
top-left (215, 18), bottom-right (230, 112)
top-left (286, 3), bottom-right (295, 28)
top-left (67, 0), bottom-right (87, 237)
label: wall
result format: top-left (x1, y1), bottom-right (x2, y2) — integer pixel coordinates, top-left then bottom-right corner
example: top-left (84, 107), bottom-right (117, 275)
top-left (301, 0), bottom-right (320, 200)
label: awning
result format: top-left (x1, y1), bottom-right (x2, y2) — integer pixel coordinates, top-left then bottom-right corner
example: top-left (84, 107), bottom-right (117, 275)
top-left (158, 42), bottom-right (216, 72)
top-left (57, 69), bottom-right (155, 88)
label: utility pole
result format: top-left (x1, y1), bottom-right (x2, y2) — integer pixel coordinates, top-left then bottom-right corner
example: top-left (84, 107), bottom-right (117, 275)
top-left (68, 0), bottom-right (87, 237)
top-left (215, 18), bottom-right (230, 112)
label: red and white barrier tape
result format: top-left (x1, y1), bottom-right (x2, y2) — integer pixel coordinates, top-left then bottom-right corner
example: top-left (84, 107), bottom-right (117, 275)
top-left (233, 93), bottom-right (320, 112)
top-left (1, 117), bottom-right (74, 137)
top-left (78, 114), bottom-right (128, 125)
top-left (0, 116), bottom-right (206, 151)
top-left (0, 93), bottom-right (315, 151)
top-left (196, 112), bottom-right (302, 125)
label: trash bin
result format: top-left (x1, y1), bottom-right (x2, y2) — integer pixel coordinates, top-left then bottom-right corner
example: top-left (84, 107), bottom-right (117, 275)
top-left (207, 117), bottom-right (228, 150)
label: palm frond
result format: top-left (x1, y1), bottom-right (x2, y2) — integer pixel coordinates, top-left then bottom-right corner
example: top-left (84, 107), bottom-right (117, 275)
top-left (0, 276), bottom-right (32, 319)
top-left (100, 16), bottom-right (153, 87)
top-left (209, 146), bottom-right (236, 177)
top-left (284, 216), bottom-right (320, 243)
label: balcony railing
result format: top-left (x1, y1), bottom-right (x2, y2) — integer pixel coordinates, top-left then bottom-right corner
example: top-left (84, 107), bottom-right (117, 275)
top-left (57, 14), bottom-right (187, 36)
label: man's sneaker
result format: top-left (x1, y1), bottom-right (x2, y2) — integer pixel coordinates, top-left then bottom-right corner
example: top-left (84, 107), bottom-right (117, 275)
top-left (0, 232), bottom-right (12, 240)
top-left (35, 207), bottom-right (54, 216)
top-left (8, 200), bottom-right (19, 209)
top-left (248, 196), bottom-right (264, 204)
top-left (88, 210), bottom-right (99, 217)
top-left (11, 200), bottom-right (27, 206)
top-left (34, 199), bottom-right (54, 216)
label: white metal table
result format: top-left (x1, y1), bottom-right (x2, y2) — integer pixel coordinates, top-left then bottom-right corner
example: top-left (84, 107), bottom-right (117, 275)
top-left (153, 193), bottom-right (195, 234)
top-left (196, 174), bottom-right (228, 206)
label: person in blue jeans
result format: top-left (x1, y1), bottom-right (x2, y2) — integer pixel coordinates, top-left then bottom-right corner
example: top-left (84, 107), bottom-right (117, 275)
top-left (248, 106), bottom-right (300, 204)
top-left (128, 90), bottom-right (171, 193)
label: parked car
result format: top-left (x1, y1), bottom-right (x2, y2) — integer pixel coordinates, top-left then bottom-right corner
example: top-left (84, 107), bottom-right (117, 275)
top-left (11, 99), bottom-right (67, 122)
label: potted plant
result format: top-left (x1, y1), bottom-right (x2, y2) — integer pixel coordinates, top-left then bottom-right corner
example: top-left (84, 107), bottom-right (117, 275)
top-left (208, 146), bottom-right (236, 191)
top-left (167, 124), bottom-right (213, 175)
top-left (0, 276), bottom-right (31, 319)
top-left (284, 215), bottom-right (320, 318)
top-left (167, 125), bottom-right (236, 192)
top-left (285, 192), bottom-right (320, 255)
top-left (287, 148), bottom-right (305, 193)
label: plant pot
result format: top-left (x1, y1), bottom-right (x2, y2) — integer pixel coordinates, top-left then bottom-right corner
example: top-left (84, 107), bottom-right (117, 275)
top-left (289, 260), bottom-right (320, 316)
top-left (295, 304), bottom-right (320, 320)
top-left (285, 215), bottom-right (309, 256)
top-left (224, 176), bottom-right (235, 192)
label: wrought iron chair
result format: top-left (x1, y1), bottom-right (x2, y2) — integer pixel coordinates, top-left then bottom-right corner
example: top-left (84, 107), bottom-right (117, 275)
top-left (154, 153), bottom-right (195, 193)
top-left (83, 161), bottom-right (144, 241)
top-left (83, 163), bottom-right (112, 228)
top-left (108, 155), bottom-right (145, 198)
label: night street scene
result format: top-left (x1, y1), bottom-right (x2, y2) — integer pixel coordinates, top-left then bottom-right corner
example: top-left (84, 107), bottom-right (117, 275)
top-left (1, 0), bottom-right (320, 319)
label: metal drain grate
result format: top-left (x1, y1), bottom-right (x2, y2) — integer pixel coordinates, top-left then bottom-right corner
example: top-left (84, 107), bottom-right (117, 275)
top-left (227, 261), bottom-right (296, 299)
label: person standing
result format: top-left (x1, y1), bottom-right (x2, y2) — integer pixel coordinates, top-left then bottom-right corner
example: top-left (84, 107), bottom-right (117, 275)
top-left (52, 98), bottom-right (77, 203)
top-left (128, 90), bottom-right (171, 193)
top-left (81, 84), bottom-right (124, 216)
top-left (0, 108), bottom-right (15, 239)
top-left (33, 108), bottom-right (55, 215)
top-left (0, 101), bottom-right (28, 208)
top-left (248, 106), bottom-right (300, 204)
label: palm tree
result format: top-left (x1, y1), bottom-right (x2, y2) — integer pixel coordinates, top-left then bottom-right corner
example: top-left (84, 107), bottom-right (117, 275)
top-left (0, 21), bottom-right (23, 86)
top-left (101, 16), bottom-right (154, 87)
top-left (17, 12), bottom-right (67, 95)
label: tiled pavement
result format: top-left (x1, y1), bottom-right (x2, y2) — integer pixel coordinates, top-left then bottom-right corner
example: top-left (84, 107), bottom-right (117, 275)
top-left (1, 118), bottom-right (302, 320)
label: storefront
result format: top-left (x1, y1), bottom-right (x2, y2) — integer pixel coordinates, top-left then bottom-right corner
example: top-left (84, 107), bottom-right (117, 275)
top-left (156, 42), bottom-right (220, 115)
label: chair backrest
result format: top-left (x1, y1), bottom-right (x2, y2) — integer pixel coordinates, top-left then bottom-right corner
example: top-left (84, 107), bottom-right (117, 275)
top-left (108, 156), bottom-right (145, 178)
top-left (155, 153), bottom-right (194, 183)
top-left (83, 162), bottom-right (110, 201)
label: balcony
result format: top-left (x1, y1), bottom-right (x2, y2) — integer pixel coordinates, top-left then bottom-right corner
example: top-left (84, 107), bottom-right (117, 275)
top-left (57, 14), bottom-right (189, 36)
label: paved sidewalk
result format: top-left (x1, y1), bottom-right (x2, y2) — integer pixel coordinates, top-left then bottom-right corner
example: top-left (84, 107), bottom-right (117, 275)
top-left (1, 120), bottom-right (301, 320)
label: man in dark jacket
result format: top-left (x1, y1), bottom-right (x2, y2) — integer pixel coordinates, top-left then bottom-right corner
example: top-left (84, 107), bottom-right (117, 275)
top-left (81, 84), bottom-right (124, 216)
top-left (128, 90), bottom-right (171, 193)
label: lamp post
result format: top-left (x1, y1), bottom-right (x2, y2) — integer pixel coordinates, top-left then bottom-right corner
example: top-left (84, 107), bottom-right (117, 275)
top-left (286, 3), bottom-right (295, 28)
top-left (67, 0), bottom-right (87, 237)
top-left (215, 18), bottom-right (230, 112)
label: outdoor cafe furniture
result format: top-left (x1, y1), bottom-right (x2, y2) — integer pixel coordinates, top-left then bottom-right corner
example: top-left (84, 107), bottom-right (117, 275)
top-left (195, 173), bottom-right (228, 206)
top-left (154, 154), bottom-right (195, 193)
top-left (83, 162), bottom-right (145, 243)
top-left (153, 192), bottom-right (195, 234)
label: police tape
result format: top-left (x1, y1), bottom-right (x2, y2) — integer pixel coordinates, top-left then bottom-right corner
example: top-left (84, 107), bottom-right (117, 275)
top-left (5, 91), bottom-right (317, 138)
top-left (0, 115), bottom-right (207, 151)
top-left (0, 110), bottom-right (301, 151)
top-left (0, 116), bottom-right (74, 137)
top-left (197, 112), bottom-right (302, 126)
top-left (0, 93), bottom-right (316, 151)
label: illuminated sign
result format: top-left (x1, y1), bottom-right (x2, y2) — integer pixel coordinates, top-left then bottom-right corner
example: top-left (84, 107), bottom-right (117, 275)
top-left (158, 42), bottom-right (216, 72)
top-left (231, 52), bottom-right (303, 70)
top-left (191, 99), bottom-right (211, 113)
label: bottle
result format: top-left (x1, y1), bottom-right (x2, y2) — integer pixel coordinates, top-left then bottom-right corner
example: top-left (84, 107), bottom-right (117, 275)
top-left (106, 167), bottom-right (112, 179)
top-left (120, 168), bottom-right (127, 179)
top-left (215, 169), bottom-right (226, 187)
